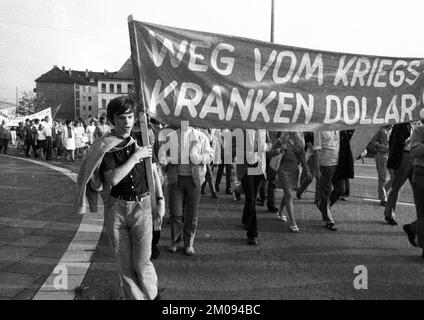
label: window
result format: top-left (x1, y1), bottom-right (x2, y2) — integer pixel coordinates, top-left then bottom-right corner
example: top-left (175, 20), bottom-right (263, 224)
top-left (128, 84), bottom-right (133, 93)
top-left (88, 106), bottom-right (92, 111)
top-left (117, 84), bottom-right (122, 93)
top-left (109, 84), bottom-right (114, 93)
top-left (83, 96), bottom-right (86, 101)
top-left (101, 83), bottom-right (106, 92)
top-left (83, 106), bottom-right (86, 111)
top-left (83, 87), bottom-right (86, 92)
top-left (75, 100), bottom-right (80, 118)
top-left (88, 87), bottom-right (92, 93)
top-left (102, 99), bottom-right (107, 109)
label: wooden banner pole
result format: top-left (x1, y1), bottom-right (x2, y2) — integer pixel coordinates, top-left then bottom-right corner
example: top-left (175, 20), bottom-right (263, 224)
top-left (128, 15), bottom-right (157, 213)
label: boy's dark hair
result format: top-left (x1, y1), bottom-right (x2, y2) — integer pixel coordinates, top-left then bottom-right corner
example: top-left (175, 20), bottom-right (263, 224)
top-left (107, 96), bottom-right (136, 125)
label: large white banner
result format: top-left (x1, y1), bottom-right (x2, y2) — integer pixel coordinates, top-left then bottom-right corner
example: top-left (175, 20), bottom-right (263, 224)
top-left (129, 20), bottom-right (424, 132)
top-left (0, 106), bottom-right (16, 118)
top-left (0, 107), bottom-right (52, 127)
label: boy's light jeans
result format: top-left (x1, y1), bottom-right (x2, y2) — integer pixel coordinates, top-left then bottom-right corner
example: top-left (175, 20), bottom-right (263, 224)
top-left (104, 195), bottom-right (158, 300)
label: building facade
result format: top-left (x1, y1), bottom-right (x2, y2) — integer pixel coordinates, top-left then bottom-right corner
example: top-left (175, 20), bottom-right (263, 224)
top-left (97, 59), bottom-right (134, 118)
top-left (36, 79), bottom-right (76, 121)
top-left (35, 65), bottom-right (128, 121)
top-left (78, 81), bottom-right (98, 120)
top-left (97, 81), bottom-right (134, 117)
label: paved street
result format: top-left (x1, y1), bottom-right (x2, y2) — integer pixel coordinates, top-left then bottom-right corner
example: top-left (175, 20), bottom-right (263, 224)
top-left (0, 154), bottom-right (82, 299)
top-left (78, 159), bottom-right (423, 300)
top-left (0, 151), bottom-right (103, 300)
top-left (0, 149), bottom-right (423, 300)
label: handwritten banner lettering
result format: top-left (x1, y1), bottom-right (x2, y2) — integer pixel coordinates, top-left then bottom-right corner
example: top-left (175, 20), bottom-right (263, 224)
top-left (129, 21), bottom-right (424, 131)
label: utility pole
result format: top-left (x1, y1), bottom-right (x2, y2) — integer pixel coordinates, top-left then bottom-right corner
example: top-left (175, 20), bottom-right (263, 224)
top-left (270, 0), bottom-right (275, 43)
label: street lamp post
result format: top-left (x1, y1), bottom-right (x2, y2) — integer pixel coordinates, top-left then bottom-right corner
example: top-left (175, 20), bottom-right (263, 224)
top-left (270, 0), bottom-right (275, 43)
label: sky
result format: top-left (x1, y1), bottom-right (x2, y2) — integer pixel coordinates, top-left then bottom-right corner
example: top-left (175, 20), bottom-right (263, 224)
top-left (0, 0), bottom-right (423, 103)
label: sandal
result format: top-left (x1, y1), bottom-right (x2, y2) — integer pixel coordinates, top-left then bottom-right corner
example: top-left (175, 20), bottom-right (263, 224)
top-left (278, 214), bottom-right (287, 222)
top-left (289, 225), bottom-right (299, 233)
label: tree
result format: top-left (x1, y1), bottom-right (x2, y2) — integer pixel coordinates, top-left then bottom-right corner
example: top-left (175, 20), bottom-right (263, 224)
top-left (17, 91), bottom-right (45, 116)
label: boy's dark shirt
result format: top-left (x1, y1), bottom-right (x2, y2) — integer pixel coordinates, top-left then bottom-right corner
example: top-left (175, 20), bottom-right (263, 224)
top-left (100, 138), bottom-right (156, 198)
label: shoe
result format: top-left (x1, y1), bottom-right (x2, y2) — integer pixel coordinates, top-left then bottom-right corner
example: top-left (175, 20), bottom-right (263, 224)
top-left (168, 242), bottom-right (178, 253)
top-left (289, 225), bottom-right (299, 233)
top-left (211, 192), bottom-right (218, 199)
top-left (215, 185), bottom-right (220, 192)
top-left (201, 189), bottom-right (206, 195)
top-left (247, 237), bottom-right (258, 245)
top-left (184, 246), bottom-right (195, 256)
top-left (234, 190), bottom-right (241, 201)
top-left (326, 222), bottom-right (338, 231)
top-left (225, 189), bottom-right (233, 195)
top-left (385, 217), bottom-right (398, 226)
top-left (380, 201), bottom-right (387, 206)
top-left (403, 224), bottom-right (417, 247)
top-left (257, 199), bottom-right (265, 206)
top-left (340, 196), bottom-right (348, 201)
top-left (268, 206), bottom-right (278, 213)
top-left (277, 214), bottom-right (287, 222)
top-left (296, 191), bottom-right (302, 200)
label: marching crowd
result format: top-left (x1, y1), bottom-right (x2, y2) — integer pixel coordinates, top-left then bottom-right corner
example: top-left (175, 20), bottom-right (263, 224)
top-left (0, 115), bottom-right (113, 161)
top-left (157, 122), bottom-right (424, 250)
top-left (3, 96), bottom-right (422, 300)
top-left (71, 96), bottom-right (424, 300)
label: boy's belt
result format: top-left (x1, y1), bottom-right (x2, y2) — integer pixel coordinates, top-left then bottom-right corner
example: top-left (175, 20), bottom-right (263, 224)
top-left (115, 192), bottom-right (150, 201)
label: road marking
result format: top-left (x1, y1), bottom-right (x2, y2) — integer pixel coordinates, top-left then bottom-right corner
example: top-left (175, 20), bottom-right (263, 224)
top-left (355, 175), bottom-right (378, 180)
top-left (0, 154), bottom-right (103, 301)
top-left (355, 163), bottom-right (376, 168)
top-left (363, 198), bottom-right (415, 207)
